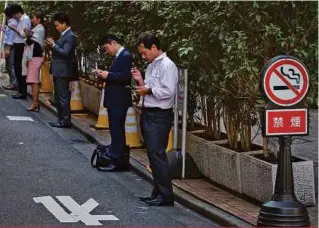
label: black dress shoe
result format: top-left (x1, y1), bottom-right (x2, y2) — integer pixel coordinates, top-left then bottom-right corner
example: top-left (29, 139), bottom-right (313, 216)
top-left (144, 198), bottom-right (174, 206)
top-left (12, 93), bottom-right (26, 99)
top-left (49, 121), bottom-right (60, 126)
top-left (139, 196), bottom-right (157, 202)
top-left (49, 122), bottom-right (72, 128)
top-left (100, 163), bottom-right (130, 172)
top-left (3, 85), bottom-right (17, 91)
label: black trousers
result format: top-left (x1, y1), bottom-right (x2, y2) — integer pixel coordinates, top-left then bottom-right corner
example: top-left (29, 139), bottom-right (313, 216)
top-left (14, 43), bottom-right (26, 95)
top-left (53, 77), bottom-right (71, 125)
top-left (107, 107), bottom-right (129, 164)
top-left (141, 108), bottom-right (174, 201)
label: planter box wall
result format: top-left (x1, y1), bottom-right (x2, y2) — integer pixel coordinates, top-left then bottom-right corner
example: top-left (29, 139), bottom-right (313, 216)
top-left (186, 133), bottom-right (211, 177)
top-left (186, 134), bottom-right (260, 193)
top-left (79, 81), bottom-right (101, 116)
top-left (240, 152), bottom-right (316, 205)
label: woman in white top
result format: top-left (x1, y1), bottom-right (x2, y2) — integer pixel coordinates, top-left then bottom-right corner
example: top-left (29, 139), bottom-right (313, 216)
top-left (23, 12), bottom-right (45, 112)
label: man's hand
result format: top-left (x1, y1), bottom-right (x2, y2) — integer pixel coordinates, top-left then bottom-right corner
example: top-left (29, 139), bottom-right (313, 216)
top-left (24, 28), bottom-right (33, 37)
top-left (136, 86), bottom-right (149, 96)
top-left (45, 38), bottom-right (55, 48)
top-left (97, 69), bottom-right (108, 79)
top-left (69, 81), bottom-right (75, 93)
top-left (131, 68), bottom-right (144, 86)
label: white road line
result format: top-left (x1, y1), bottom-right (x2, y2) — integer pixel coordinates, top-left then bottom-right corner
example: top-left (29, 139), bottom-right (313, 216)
top-left (33, 196), bottom-right (77, 223)
top-left (56, 196), bottom-right (119, 225)
top-left (7, 116), bottom-right (34, 121)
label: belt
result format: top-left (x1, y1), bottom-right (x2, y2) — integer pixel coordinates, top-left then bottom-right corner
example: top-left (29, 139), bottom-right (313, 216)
top-left (142, 107), bottom-right (172, 112)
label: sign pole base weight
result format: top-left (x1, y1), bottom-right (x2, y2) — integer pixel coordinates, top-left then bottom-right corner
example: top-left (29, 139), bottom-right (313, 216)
top-left (257, 136), bottom-right (309, 227)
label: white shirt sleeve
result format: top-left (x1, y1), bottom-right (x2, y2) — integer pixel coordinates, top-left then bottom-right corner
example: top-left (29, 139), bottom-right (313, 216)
top-left (151, 61), bottom-right (178, 100)
top-left (19, 17), bottom-right (31, 37)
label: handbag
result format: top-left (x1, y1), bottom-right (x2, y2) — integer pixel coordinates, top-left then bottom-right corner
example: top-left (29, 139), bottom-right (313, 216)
top-left (91, 144), bottom-right (112, 171)
top-left (91, 144), bottom-right (131, 171)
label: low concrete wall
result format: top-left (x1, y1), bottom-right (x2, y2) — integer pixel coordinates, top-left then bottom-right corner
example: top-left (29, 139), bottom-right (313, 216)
top-left (240, 152), bottom-right (316, 205)
top-left (79, 81), bottom-right (101, 116)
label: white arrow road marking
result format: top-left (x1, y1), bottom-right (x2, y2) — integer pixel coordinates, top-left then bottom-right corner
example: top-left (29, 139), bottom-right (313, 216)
top-left (56, 196), bottom-right (119, 225)
top-left (33, 196), bottom-right (77, 222)
top-left (80, 197), bottom-right (99, 211)
top-left (33, 196), bottom-right (119, 226)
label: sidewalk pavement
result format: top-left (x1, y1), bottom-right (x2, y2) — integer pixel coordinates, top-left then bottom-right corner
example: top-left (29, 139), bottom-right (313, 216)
top-left (0, 69), bottom-right (317, 226)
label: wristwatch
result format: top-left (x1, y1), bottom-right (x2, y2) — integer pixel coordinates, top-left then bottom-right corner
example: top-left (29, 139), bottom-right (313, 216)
top-left (148, 88), bottom-right (153, 95)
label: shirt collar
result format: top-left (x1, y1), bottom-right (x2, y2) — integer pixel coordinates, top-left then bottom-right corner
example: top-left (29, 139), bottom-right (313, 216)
top-left (62, 27), bottom-right (71, 36)
top-left (116, 46), bottom-right (124, 58)
top-left (19, 14), bottom-right (25, 21)
top-left (153, 52), bottom-right (167, 62)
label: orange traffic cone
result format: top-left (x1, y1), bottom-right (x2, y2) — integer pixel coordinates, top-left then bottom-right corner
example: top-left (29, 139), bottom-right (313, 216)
top-left (91, 87), bottom-right (109, 130)
top-left (166, 128), bottom-right (174, 152)
top-left (125, 107), bottom-right (142, 148)
top-left (70, 80), bottom-right (87, 115)
top-left (40, 61), bottom-right (53, 93)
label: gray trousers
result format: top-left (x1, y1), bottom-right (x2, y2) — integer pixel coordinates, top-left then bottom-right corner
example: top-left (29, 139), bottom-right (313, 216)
top-left (53, 77), bottom-right (71, 125)
top-left (141, 108), bottom-right (174, 201)
top-left (5, 45), bottom-right (17, 87)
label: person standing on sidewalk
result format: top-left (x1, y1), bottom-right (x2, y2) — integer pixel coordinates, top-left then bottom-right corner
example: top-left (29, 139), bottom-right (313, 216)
top-left (45, 12), bottom-right (76, 128)
top-left (2, 6), bottom-right (18, 91)
top-left (7, 3), bottom-right (31, 99)
top-left (23, 12), bottom-right (45, 112)
top-left (131, 32), bottom-right (178, 206)
top-left (96, 34), bottom-right (133, 172)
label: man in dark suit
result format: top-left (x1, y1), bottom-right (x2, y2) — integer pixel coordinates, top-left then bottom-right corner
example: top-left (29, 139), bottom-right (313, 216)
top-left (96, 34), bottom-right (133, 171)
top-left (45, 12), bottom-right (77, 128)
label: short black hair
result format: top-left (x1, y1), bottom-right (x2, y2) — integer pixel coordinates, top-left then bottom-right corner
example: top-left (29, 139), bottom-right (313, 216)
top-left (33, 12), bottom-right (44, 23)
top-left (52, 12), bottom-right (69, 26)
top-left (9, 3), bottom-right (24, 14)
top-left (135, 32), bottom-right (161, 50)
top-left (100, 34), bottom-right (123, 46)
top-left (4, 7), bottom-right (13, 18)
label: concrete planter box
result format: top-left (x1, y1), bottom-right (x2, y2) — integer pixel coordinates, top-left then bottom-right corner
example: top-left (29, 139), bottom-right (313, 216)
top-left (186, 133), bottom-right (263, 193)
top-left (186, 133), bottom-right (212, 177)
top-left (240, 152), bottom-right (316, 205)
top-left (79, 81), bottom-right (101, 116)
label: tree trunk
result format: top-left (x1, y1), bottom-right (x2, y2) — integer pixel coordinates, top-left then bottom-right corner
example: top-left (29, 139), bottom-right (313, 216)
top-left (263, 137), bottom-right (269, 158)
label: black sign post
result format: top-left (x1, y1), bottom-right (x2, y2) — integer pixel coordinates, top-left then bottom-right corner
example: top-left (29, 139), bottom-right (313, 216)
top-left (257, 56), bottom-right (310, 227)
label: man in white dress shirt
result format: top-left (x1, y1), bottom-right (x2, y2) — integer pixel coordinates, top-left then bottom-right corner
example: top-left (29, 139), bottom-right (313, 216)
top-left (8, 3), bottom-right (31, 99)
top-left (132, 32), bottom-right (178, 206)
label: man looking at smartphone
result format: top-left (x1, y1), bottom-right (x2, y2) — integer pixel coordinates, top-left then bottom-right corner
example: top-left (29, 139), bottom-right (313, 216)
top-left (96, 34), bottom-right (133, 171)
top-left (131, 32), bottom-right (178, 206)
top-left (7, 3), bottom-right (31, 99)
top-left (45, 12), bottom-right (76, 128)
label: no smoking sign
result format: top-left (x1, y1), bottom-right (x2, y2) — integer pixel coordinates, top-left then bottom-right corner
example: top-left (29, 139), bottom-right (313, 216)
top-left (261, 55), bottom-right (310, 137)
top-left (261, 56), bottom-right (309, 107)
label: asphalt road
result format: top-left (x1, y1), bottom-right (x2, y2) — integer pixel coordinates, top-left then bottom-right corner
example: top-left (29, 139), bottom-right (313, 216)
top-left (0, 87), bottom-right (219, 226)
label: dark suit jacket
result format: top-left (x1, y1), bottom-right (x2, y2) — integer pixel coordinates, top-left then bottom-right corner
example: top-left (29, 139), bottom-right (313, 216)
top-left (51, 28), bottom-right (77, 80)
top-left (103, 48), bottom-right (133, 108)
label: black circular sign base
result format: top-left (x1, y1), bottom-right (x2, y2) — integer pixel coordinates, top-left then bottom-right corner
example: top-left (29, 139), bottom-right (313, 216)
top-left (257, 198), bottom-right (310, 227)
